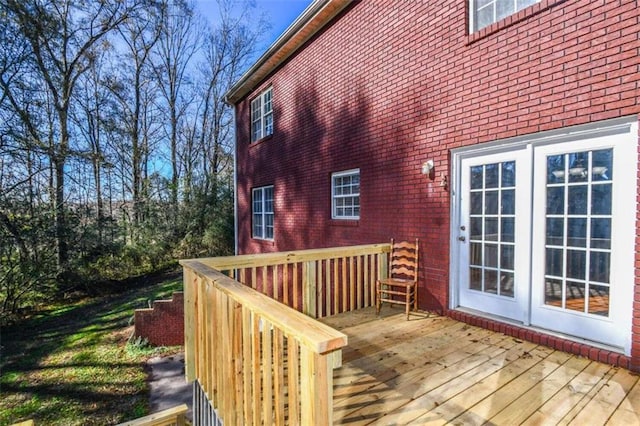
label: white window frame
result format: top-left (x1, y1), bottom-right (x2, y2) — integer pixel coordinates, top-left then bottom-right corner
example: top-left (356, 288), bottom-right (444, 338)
top-left (332, 169), bottom-right (360, 220)
top-left (469, 0), bottom-right (541, 33)
top-left (252, 185), bottom-right (274, 240)
top-left (251, 87), bottom-right (273, 142)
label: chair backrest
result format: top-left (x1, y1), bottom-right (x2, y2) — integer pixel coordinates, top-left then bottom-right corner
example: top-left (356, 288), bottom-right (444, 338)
top-left (388, 238), bottom-right (419, 282)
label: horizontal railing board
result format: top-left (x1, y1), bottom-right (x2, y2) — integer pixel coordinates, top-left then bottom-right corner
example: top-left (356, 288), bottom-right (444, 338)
top-left (184, 243), bottom-right (390, 270)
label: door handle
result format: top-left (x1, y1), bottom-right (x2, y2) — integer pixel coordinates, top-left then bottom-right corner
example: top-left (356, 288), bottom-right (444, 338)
top-left (458, 236), bottom-right (466, 242)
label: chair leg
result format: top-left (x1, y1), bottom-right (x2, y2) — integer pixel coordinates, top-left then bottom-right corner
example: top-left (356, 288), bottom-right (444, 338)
top-left (406, 284), bottom-right (410, 320)
top-left (375, 281), bottom-right (380, 315)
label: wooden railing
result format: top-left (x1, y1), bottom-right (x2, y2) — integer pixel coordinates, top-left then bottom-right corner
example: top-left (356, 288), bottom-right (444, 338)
top-left (180, 243), bottom-right (390, 425)
top-left (15, 404), bottom-right (188, 426)
top-left (116, 404), bottom-right (188, 426)
top-left (194, 243), bottom-right (390, 318)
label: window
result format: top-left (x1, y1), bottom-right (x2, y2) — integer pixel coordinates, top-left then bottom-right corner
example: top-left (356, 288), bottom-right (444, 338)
top-left (252, 186), bottom-right (274, 239)
top-left (332, 169), bottom-right (360, 219)
top-left (543, 149), bottom-right (613, 316)
top-left (251, 87), bottom-right (273, 142)
top-left (470, 0), bottom-right (540, 32)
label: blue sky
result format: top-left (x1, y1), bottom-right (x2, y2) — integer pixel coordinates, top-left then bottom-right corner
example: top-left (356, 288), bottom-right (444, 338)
top-left (196, 0), bottom-right (314, 48)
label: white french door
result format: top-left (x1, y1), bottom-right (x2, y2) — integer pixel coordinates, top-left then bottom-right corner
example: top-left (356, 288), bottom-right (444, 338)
top-left (458, 149), bottom-right (531, 322)
top-left (529, 136), bottom-right (636, 350)
top-left (454, 120), bottom-right (637, 353)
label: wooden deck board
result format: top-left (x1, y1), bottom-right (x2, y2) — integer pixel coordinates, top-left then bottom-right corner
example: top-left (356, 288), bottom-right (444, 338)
top-left (322, 306), bottom-right (640, 425)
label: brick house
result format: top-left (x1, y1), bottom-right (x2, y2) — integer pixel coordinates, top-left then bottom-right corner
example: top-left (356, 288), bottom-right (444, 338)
top-left (225, 0), bottom-right (640, 368)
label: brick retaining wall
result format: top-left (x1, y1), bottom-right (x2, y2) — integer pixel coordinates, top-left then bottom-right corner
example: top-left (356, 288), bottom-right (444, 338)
top-left (134, 292), bottom-right (184, 346)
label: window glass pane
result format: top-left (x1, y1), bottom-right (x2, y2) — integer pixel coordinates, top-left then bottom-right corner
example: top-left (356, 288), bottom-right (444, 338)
top-left (567, 218), bottom-right (587, 248)
top-left (591, 184), bottom-right (612, 215)
top-left (264, 112), bottom-right (273, 136)
top-left (501, 189), bottom-right (515, 214)
top-left (485, 218), bottom-right (499, 241)
top-left (251, 97), bottom-right (262, 141)
top-left (470, 192), bottom-right (483, 215)
top-left (252, 122), bottom-right (261, 141)
top-left (546, 248), bottom-right (563, 277)
top-left (566, 281), bottom-right (586, 312)
top-left (544, 278), bottom-right (563, 307)
top-left (500, 272), bottom-right (514, 297)
top-left (470, 243), bottom-right (482, 266)
top-left (568, 152), bottom-right (588, 183)
top-left (501, 217), bottom-right (514, 242)
top-left (263, 89), bottom-right (272, 113)
top-left (265, 214), bottom-right (274, 239)
top-left (485, 243), bottom-right (498, 268)
top-left (485, 191), bottom-right (498, 214)
top-left (501, 245), bottom-right (514, 270)
top-left (496, 0), bottom-right (514, 21)
top-left (589, 251), bottom-right (610, 283)
top-left (588, 285), bottom-right (609, 316)
top-left (253, 214), bottom-right (263, 237)
top-left (501, 161), bottom-right (516, 187)
top-left (547, 154), bottom-right (565, 183)
top-left (517, 0), bottom-right (538, 8)
top-left (566, 250), bottom-right (586, 280)
top-left (253, 190), bottom-right (262, 212)
top-left (546, 187), bottom-right (564, 215)
top-left (485, 163), bottom-right (499, 188)
top-left (592, 149), bottom-right (612, 181)
top-left (470, 217), bottom-right (483, 240)
top-left (470, 267), bottom-right (482, 291)
top-left (546, 217), bottom-right (564, 246)
top-left (475, 4), bottom-right (494, 30)
top-left (590, 218), bottom-right (611, 249)
top-left (471, 166), bottom-right (483, 189)
top-left (484, 269), bottom-right (498, 294)
top-left (567, 186), bottom-right (587, 215)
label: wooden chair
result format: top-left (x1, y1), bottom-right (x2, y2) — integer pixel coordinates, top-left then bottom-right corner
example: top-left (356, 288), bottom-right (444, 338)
top-left (376, 238), bottom-right (419, 320)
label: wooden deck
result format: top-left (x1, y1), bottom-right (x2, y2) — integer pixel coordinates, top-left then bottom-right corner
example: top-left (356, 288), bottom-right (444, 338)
top-left (322, 307), bottom-right (640, 425)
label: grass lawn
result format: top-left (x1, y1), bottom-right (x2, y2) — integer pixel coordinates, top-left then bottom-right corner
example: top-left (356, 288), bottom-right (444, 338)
top-left (0, 272), bottom-right (184, 426)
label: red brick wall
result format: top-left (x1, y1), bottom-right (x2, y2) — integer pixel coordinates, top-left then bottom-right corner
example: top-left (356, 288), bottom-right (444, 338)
top-left (234, 0), bottom-right (640, 365)
top-left (134, 292), bottom-right (184, 347)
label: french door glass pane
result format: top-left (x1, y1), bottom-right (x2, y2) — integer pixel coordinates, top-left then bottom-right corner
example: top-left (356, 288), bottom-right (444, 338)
top-left (501, 218), bottom-right (514, 242)
top-left (468, 161), bottom-right (516, 298)
top-left (591, 218), bottom-right (611, 249)
top-left (500, 272), bottom-right (515, 297)
top-left (546, 218), bottom-right (563, 246)
top-left (547, 187), bottom-right (564, 214)
top-left (592, 184), bottom-right (612, 215)
top-left (589, 285), bottom-right (610, 316)
top-left (543, 149), bottom-right (613, 317)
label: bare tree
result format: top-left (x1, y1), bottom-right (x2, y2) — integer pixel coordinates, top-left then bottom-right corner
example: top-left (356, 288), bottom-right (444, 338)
top-left (0, 0), bottom-right (142, 273)
top-left (153, 0), bottom-right (200, 231)
top-left (109, 1), bottom-right (163, 240)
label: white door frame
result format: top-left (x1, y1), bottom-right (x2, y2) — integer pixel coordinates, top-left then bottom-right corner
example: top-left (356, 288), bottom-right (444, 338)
top-left (450, 116), bottom-right (638, 354)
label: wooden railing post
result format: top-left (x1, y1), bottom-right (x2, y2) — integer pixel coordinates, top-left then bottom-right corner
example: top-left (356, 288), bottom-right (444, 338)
top-left (303, 260), bottom-right (317, 318)
top-left (183, 268), bottom-right (195, 381)
top-left (300, 348), bottom-right (342, 426)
